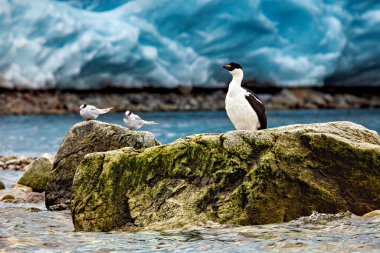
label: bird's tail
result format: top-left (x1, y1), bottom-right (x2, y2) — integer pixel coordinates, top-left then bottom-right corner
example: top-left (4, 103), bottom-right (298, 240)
top-left (142, 120), bottom-right (158, 125)
top-left (98, 107), bottom-right (113, 114)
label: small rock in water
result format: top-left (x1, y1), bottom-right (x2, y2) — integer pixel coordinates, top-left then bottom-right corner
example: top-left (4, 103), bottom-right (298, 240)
top-left (0, 187), bottom-right (44, 204)
top-left (18, 156), bottom-right (53, 192)
top-left (7, 165), bottom-right (19, 170)
top-left (11, 184), bottom-right (33, 193)
top-left (5, 159), bottom-right (19, 165)
top-left (362, 210), bottom-right (380, 218)
top-left (0, 181), bottom-right (5, 190)
top-left (0, 189), bottom-right (27, 202)
top-left (298, 211), bottom-right (353, 224)
top-left (0, 194), bottom-right (15, 202)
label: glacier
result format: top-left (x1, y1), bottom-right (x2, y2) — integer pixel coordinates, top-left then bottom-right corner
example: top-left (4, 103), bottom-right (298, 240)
top-left (0, 0), bottom-right (379, 89)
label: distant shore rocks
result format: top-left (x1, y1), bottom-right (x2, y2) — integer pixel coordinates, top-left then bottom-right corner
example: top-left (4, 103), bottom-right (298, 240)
top-left (0, 88), bottom-right (379, 115)
top-left (0, 156), bottom-right (34, 171)
top-left (268, 89), bottom-right (380, 110)
top-left (70, 121), bottom-right (380, 232)
top-left (45, 120), bottom-right (161, 211)
top-left (18, 156), bottom-right (53, 192)
top-left (0, 89), bottom-right (225, 115)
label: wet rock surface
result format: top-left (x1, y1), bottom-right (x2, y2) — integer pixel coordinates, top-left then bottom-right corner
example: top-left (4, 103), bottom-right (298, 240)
top-left (45, 120), bottom-right (160, 211)
top-left (18, 156), bottom-right (53, 192)
top-left (71, 121), bottom-right (380, 231)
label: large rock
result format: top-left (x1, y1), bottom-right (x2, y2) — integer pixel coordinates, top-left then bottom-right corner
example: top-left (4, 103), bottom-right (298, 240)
top-left (45, 120), bottom-right (160, 211)
top-left (18, 156), bottom-right (53, 192)
top-left (71, 121), bottom-right (380, 232)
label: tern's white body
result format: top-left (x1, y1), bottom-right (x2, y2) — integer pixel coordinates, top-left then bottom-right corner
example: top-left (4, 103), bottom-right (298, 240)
top-left (225, 69), bottom-right (260, 130)
top-left (124, 111), bottom-right (158, 130)
top-left (79, 105), bottom-right (113, 120)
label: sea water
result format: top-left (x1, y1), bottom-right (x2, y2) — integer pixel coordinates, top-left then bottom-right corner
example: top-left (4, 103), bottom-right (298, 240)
top-left (0, 202), bottom-right (379, 252)
top-left (0, 109), bottom-right (379, 156)
top-left (0, 109), bottom-right (380, 252)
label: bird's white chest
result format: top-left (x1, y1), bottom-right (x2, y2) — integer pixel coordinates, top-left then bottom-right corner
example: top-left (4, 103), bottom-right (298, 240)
top-left (80, 108), bottom-right (98, 120)
top-left (225, 87), bottom-right (260, 130)
top-left (124, 116), bottom-right (142, 129)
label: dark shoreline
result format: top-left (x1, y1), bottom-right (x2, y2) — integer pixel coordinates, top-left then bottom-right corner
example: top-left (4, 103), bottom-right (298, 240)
top-left (1, 86), bottom-right (380, 115)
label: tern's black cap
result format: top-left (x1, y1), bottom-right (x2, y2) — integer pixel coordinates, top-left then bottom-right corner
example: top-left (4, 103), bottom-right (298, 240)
top-left (222, 62), bottom-right (242, 71)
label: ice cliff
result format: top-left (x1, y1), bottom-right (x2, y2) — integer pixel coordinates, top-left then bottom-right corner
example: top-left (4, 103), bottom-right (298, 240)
top-left (0, 0), bottom-right (379, 89)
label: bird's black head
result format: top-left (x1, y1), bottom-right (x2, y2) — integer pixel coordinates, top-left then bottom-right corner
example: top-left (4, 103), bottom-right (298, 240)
top-left (222, 62), bottom-right (242, 71)
top-left (125, 110), bottom-right (132, 117)
top-left (77, 104), bottom-right (87, 112)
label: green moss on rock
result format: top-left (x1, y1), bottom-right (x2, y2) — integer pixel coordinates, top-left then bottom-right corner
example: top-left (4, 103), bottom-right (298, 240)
top-left (71, 121), bottom-right (380, 231)
top-left (18, 156), bottom-right (52, 192)
top-left (45, 120), bottom-right (160, 211)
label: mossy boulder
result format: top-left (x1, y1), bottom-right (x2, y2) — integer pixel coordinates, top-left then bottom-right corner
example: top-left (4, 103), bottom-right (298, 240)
top-left (18, 156), bottom-right (53, 192)
top-left (45, 120), bottom-right (160, 211)
top-left (71, 121), bottom-right (380, 232)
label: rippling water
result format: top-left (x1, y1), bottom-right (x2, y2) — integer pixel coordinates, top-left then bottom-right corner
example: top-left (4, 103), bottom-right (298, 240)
top-left (1, 202), bottom-right (379, 252)
top-left (0, 109), bottom-right (379, 156)
top-left (1, 110), bottom-right (380, 252)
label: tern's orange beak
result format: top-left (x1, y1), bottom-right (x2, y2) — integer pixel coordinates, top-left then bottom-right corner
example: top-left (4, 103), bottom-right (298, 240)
top-left (76, 108), bottom-right (80, 112)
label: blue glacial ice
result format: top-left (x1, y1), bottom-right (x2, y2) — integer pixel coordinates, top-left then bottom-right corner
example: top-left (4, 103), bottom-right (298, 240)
top-left (0, 0), bottom-right (379, 89)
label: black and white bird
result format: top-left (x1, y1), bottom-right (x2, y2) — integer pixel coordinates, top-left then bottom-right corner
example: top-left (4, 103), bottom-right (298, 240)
top-left (123, 111), bottom-right (158, 130)
top-left (222, 62), bottom-right (267, 130)
top-left (77, 104), bottom-right (113, 121)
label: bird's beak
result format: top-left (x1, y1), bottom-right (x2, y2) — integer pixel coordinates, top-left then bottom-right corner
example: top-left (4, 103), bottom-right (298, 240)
top-left (76, 108), bottom-right (80, 112)
top-left (222, 64), bottom-right (232, 70)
